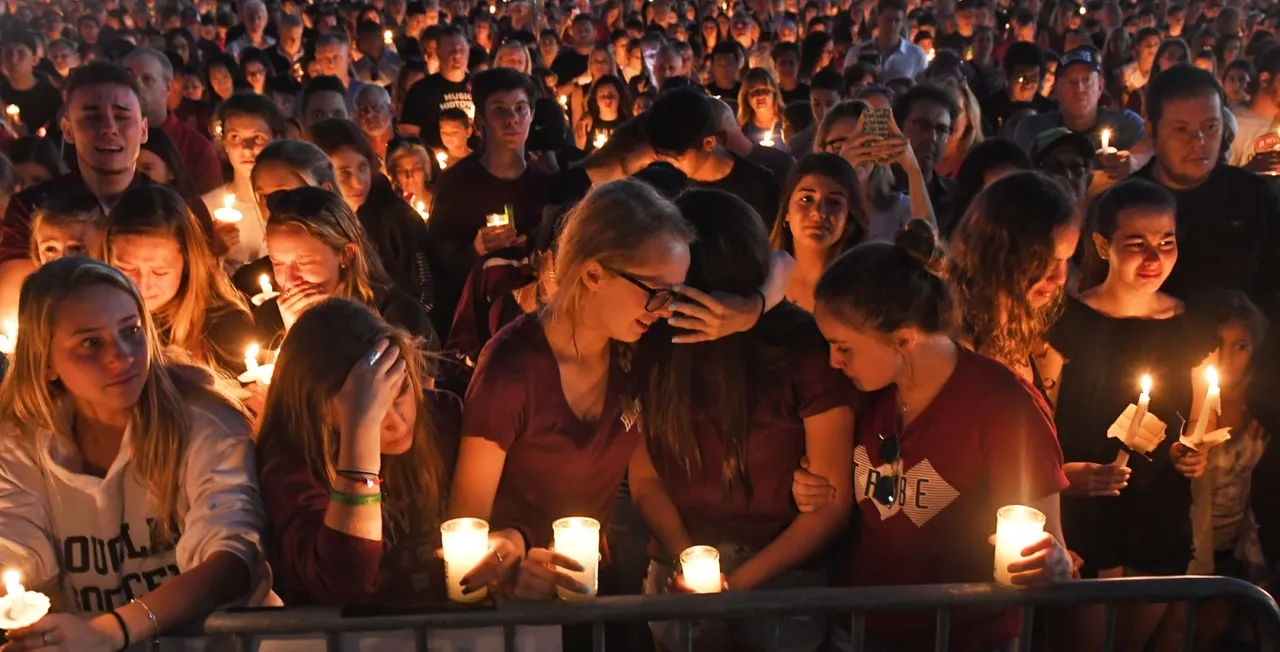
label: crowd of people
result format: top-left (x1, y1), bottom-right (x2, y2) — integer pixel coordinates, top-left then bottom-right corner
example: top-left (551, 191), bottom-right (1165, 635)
top-left (0, 0), bottom-right (1276, 648)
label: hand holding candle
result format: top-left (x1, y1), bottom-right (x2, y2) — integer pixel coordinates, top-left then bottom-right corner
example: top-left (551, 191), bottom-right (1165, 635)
top-left (993, 505), bottom-right (1046, 588)
top-left (238, 342), bottom-right (276, 385)
top-left (1181, 365), bottom-right (1232, 452)
top-left (441, 518), bottom-right (490, 602)
top-left (214, 193), bottom-right (243, 223)
top-left (552, 517), bottom-right (600, 601)
top-left (0, 570), bottom-right (50, 630)
top-left (1099, 128), bottom-right (1117, 154)
top-left (1107, 374), bottom-right (1167, 466)
top-left (251, 274), bottom-right (280, 306)
top-left (593, 130), bottom-right (609, 149)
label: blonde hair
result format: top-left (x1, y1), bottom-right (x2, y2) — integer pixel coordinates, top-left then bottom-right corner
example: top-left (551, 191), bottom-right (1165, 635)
top-left (256, 297), bottom-right (445, 530)
top-left (264, 186), bottom-right (390, 310)
top-left (106, 186), bottom-right (252, 370)
top-left (548, 178), bottom-right (694, 327)
top-left (737, 67), bottom-right (786, 132)
top-left (494, 41), bottom-right (534, 74)
top-left (29, 193), bottom-right (107, 264)
top-left (947, 83), bottom-right (985, 163)
top-left (0, 257), bottom-right (249, 547)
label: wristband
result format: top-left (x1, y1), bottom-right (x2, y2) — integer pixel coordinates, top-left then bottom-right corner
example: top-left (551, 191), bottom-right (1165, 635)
top-left (107, 609), bottom-right (129, 652)
top-left (329, 489), bottom-right (383, 507)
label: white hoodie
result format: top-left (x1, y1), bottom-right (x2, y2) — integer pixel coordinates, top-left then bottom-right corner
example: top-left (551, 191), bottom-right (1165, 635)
top-left (0, 396), bottom-right (267, 615)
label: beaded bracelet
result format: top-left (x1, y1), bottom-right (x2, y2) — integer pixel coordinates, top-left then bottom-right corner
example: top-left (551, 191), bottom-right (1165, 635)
top-left (132, 597), bottom-right (160, 648)
top-left (330, 489), bottom-right (383, 507)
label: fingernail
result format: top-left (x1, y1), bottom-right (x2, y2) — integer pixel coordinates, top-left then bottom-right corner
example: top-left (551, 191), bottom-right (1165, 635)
top-left (577, 582), bottom-right (591, 594)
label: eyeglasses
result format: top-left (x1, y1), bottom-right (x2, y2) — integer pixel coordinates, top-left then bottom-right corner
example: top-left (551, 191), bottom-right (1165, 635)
top-left (820, 136), bottom-right (847, 153)
top-left (872, 422), bottom-right (902, 507)
top-left (602, 264), bottom-right (679, 312)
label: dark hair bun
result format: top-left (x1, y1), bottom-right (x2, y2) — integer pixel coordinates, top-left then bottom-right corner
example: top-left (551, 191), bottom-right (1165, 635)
top-left (892, 219), bottom-right (942, 271)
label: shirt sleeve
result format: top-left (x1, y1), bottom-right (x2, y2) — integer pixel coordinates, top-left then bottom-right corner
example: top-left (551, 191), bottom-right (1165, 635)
top-left (259, 457), bottom-right (383, 605)
top-left (0, 191), bottom-right (35, 264)
top-left (981, 372), bottom-right (1069, 507)
top-left (184, 130), bottom-right (225, 196)
top-left (794, 345), bottom-right (859, 418)
top-left (0, 439), bottom-right (60, 590)
top-left (175, 402), bottom-right (267, 574)
top-left (460, 332), bottom-right (529, 451)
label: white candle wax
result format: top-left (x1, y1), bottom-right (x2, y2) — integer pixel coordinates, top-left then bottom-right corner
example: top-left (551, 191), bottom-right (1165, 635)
top-left (214, 193), bottom-right (243, 223)
top-left (237, 343), bottom-right (276, 384)
top-left (553, 516), bottom-right (600, 601)
top-left (436, 152), bottom-right (448, 169)
top-left (679, 545), bottom-right (722, 594)
top-left (993, 505), bottom-right (1046, 588)
top-left (244, 343), bottom-right (260, 372)
top-left (1125, 375), bottom-right (1152, 444)
top-left (4, 571), bottom-right (26, 613)
top-left (0, 319), bottom-right (16, 355)
top-left (251, 275), bottom-right (280, 306)
top-left (0, 569), bottom-right (49, 630)
top-left (760, 132), bottom-right (775, 147)
top-left (1191, 366), bottom-right (1220, 443)
top-left (441, 517), bottom-right (490, 603)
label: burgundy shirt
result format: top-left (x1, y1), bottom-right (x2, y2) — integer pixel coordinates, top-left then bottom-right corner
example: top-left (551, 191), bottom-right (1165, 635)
top-left (161, 113), bottom-right (223, 195)
top-left (445, 257), bottom-right (532, 363)
top-left (0, 170), bottom-right (214, 264)
top-left (841, 347), bottom-right (1069, 651)
top-left (260, 390), bottom-right (462, 606)
top-left (461, 312), bottom-right (640, 547)
top-left (652, 339), bottom-right (857, 551)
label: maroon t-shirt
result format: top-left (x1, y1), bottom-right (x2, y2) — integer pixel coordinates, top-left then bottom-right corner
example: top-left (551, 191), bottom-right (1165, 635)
top-left (652, 341), bottom-right (857, 552)
top-left (841, 347), bottom-right (1068, 651)
top-left (461, 312), bottom-right (640, 547)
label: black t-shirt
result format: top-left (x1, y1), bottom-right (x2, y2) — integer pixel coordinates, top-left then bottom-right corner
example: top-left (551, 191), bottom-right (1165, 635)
top-left (746, 143), bottom-right (795, 192)
top-left (1134, 162), bottom-right (1280, 306)
top-left (694, 154), bottom-right (781, 230)
top-left (358, 175), bottom-right (436, 318)
top-left (935, 32), bottom-right (971, 57)
top-left (0, 76), bottom-right (63, 132)
top-left (426, 155), bottom-right (550, 339)
top-left (550, 49), bottom-right (589, 85)
top-left (781, 83), bottom-right (810, 106)
top-left (401, 73), bottom-right (473, 148)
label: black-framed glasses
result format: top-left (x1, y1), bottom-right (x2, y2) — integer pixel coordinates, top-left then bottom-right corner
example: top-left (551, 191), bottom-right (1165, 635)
top-left (603, 264), bottom-right (678, 312)
top-left (872, 415), bottom-right (903, 507)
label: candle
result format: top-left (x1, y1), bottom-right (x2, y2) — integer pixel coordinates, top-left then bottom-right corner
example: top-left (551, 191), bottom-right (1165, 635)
top-left (436, 151), bottom-right (448, 169)
top-left (593, 130), bottom-right (609, 149)
top-left (926, 48), bottom-right (936, 62)
top-left (0, 569), bottom-right (49, 630)
top-left (1099, 128), bottom-right (1117, 154)
top-left (5, 105), bottom-right (19, 124)
top-left (214, 122), bottom-right (223, 138)
top-left (214, 193), bottom-right (243, 223)
top-left (489, 3), bottom-right (496, 12)
top-left (993, 505), bottom-right (1046, 588)
top-left (0, 319), bottom-right (16, 355)
top-left (552, 516), bottom-right (600, 601)
top-left (441, 517), bottom-right (490, 603)
top-left (250, 274), bottom-right (280, 306)
top-left (237, 342), bottom-right (276, 384)
top-left (760, 131), bottom-right (775, 147)
top-left (1116, 374), bottom-right (1152, 468)
top-left (36, 127), bottom-right (46, 138)
top-left (558, 94), bottom-right (569, 111)
top-left (1079, 4), bottom-right (1086, 13)
top-left (415, 200), bottom-right (430, 221)
top-left (1190, 366), bottom-right (1220, 443)
top-left (486, 212), bottom-right (510, 228)
top-left (679, 545), bottom-right (722, 594)
top-left (383, 29), bottom-right (394, 45)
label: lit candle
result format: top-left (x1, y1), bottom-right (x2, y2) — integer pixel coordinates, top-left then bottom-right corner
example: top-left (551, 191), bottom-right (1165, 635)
top-left (553, 517), bottom-right (600, 601)
top-left (0, 570), bottom-right (49, 629)
top-left (993, 505), bottom-right (1046, 588)
top-left (214, 122), bottom-right (223, 138)
top-left (679, 545), bottom-right (721, 594)
top-left (1190, 366), bottom-right (1220, 443)
top-left (213, 193), bottom-right (243, 223)
top-left (237, 342), bottom-right (276, 385)
top-left (415, 200), bottom-right (430, 221)
top-left (926, 48), bottom-right (936, 62)
top-left (558, 94), bottom-right (569, 111)
top-left (436, 151), bottom-right (448, 169)
top-left (36, 127), bottom-right (46, 138)
top-left (441, 517), bottom-right (490, 603)
top-left (593, 130), bottom-right (608, 149)
top-left (489, 3), bottom-right (496, 12)
top-left (5, 105), bottom-right (19, 124)
top-left (486, 212), bottom-right (510, 228)
top-left (251, 274), bottom-right (280, 306)
top-left (1079, 4), bottom-right (1086, 13)
top-left (1099, 128), bottom-right (1117, 154)
top-left (1115, 374), bottom-right (1151, 468)
top-left (760, 131), bottom-right (775, 147)
top-left (0, 319), bottom-right (16, 355)
top-left (383, 29), bottom-right (394, 45)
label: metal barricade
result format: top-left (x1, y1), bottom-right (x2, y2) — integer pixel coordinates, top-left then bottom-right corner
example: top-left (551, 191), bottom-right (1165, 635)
top-left (200, 576), bottom-right (1280, 652)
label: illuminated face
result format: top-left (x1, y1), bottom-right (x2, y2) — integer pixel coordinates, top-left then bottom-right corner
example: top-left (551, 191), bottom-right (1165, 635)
top-left (110, 234), bottom-right (185, 312)
top-left (48, 284), bottom-right (150, 416)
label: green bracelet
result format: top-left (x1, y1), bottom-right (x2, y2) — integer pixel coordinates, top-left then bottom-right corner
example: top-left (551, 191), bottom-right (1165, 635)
top-left (329, 489), bottom-right (382, 507)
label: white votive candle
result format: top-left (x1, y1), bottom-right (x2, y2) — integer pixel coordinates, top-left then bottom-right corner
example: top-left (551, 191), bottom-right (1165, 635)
top-left (679, 545), bottom-right (722, 594)
top-left (214, 193), bottom-right (243, 223)
top-left (993, 505), bottom-right (1046, 588)
top-left (0, 319), bottom-right (17, 355)
top-left (553, 516), bottom-right (600, 601)
top-left (441, 517), bottom-right (490, 603)
top-left (4, 571), bottom-right (26, 614)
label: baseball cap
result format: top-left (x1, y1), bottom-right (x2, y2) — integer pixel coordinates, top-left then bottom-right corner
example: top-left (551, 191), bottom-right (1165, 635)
top-left (1030, 127), bottom-right (1096, 164)
top-left (1058, 46), bottom-right (1103, 74)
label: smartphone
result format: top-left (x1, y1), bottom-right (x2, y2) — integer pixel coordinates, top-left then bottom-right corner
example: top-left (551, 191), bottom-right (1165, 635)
top-left (863, 107), bottom-right (892, 164)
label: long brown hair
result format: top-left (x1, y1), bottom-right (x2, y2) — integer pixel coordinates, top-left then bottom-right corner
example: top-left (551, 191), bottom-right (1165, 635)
top-left (946, 171), bottom-right (1078, 366)
top-left (256, 297), bottom-right (445, 527)
top-left (0, 257), bottom-right (249, 547)
top-left (264, 186), bottom-right (392, 309)
top-left (107, 186), bottom-right (252, 370)
top-left (642, 189), bottom-right (821, 499)
top-left (770, 153), bottom-right (869, 266)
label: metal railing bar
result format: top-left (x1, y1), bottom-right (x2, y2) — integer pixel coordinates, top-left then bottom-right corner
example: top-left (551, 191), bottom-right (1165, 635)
top-left (679, 619), bottom-right (693, 652)
top-left (414, 625), bottom-right (429, 652)
top-left (503, 624), bottom-right (516, 652)
top-left (768, 618), bottom-right (780, 652)
top-left (1017, 605), bottom-right (1033, 652)
top-left (851, 612), bottom-right (866, 652)
top-left (203, 578), bottom-right (1278, 635)
top-left (592, 621), bottom-right (606, 652)
top-left (1102, 602), bottom-right (1118, 652)
top-left (1182, 601), bottom-right (1198, 652)
top-left (934, 607), bottom-right (950, 652)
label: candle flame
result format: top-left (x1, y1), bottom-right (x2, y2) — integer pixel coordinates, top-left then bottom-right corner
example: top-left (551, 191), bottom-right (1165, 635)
top-left (593, 131), bottom-right (608, 148)
top-left (489, 4), bottom-right (495, 11)
top-left (436, 151), bottom-right (448, 169)
top-left (1206, 365), bottom-right (1218, 390)
top-left (926, 48), bottom-right (936, 62)
top-left (4, 570), bottom-right (20, 595)
top-left (383, 29), bottom-right (393, 43)
top-left (1141, 374), bottom-right (1151, 394)
top-left (4, 105), bottom-right (18, 118)
top-left (224, 193), bottom-right (236, 209)
top-left (259, 274), bottom-right (273, 295)
top-left (1101, 128), bottom-right (1112, 150)
top-left (36, 127), bottom-right (46, 138)
top-left (760, 132), bottom-right (775, 147)
top-left (245, 343), bottom-right (259, 361)
top-left (1079, 5), bottom-right (1086, 13)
